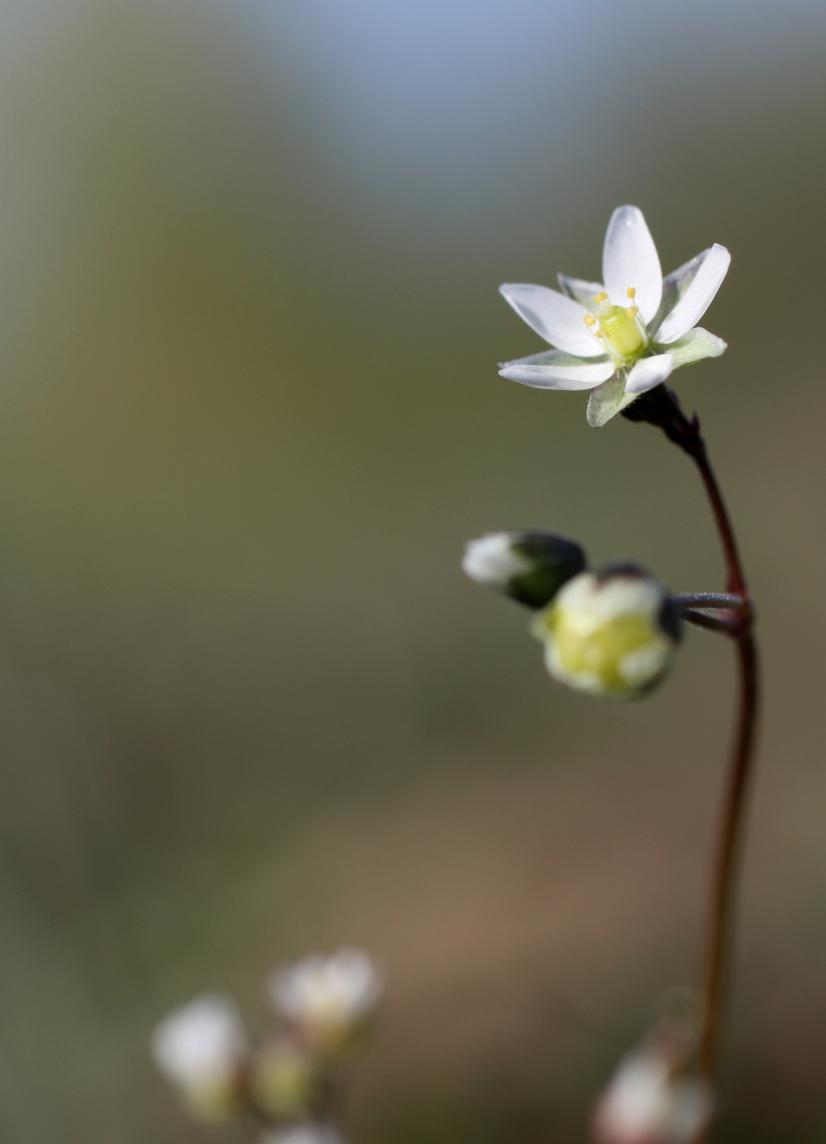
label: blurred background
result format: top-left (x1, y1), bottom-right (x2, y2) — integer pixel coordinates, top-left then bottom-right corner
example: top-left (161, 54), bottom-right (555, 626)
top-left (0, 1), bottom-right (824, 1141)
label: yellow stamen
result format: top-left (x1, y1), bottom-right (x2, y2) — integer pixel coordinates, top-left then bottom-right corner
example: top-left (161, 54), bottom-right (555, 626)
top-left (584, 314), bottom-right (596, 328)
top-left (594, 291), bottom-right (608, 303)
top-left (626, 286), bottom-right (636, 300)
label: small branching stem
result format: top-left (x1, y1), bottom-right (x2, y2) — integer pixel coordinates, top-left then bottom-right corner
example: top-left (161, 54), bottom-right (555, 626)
top-left (673, 592), bottom-right (750, 614)
top-left (681, 608), bottom-right (742, 636)
top-left (623, 386), bottom-right (760, 1141)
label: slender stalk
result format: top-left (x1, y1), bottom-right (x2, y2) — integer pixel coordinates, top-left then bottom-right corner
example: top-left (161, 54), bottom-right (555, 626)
top-left (681, 608), bottom-right (741, 636)
top-left (672, 592), bottom-right (749, 613)
top-left (623, 386), bottom-right (761, 1128)
top-left (696, 628), bottom-right (758, 1080)
top-left (688, 439), bottom-right (748, 597)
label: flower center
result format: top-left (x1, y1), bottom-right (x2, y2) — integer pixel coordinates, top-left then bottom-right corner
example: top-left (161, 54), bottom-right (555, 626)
top-left (584, 288), bottom-right (646, 363)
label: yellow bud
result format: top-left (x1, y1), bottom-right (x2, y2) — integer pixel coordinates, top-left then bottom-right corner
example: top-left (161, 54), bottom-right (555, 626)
top-left (180, 1077), bottom-right (243, 1122)
top-left (532, 569), bottom-right (681, 698)
top-left (250, 1040), bottom-right (318, 1119)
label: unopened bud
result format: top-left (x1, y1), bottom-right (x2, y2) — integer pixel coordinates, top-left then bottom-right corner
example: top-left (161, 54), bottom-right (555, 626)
top-left (249, 1039), bottom-right (319, 1119)
top-left (151, 994), bottom-right (246, 1121)
top-left (462, 530), bottom-right (586, 608)
top-left (593, 1045), bottom-right (712, 1144)
top-left (532, 565), bottom-right (681, 698)
top-left (259, 1127), bottom-right (345, 1144)
top-left (268, 950), bottom-right (382, 1054)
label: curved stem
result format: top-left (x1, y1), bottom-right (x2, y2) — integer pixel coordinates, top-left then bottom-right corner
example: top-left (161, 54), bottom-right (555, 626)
top-left (623, 386), bottom-right (761, 1131)
top-left (688, 439), bottom-right (748, 597)
top-left (684, 442), bottom-right (760, 1107)
top-left (697, 629), bottom-right (759, 1080)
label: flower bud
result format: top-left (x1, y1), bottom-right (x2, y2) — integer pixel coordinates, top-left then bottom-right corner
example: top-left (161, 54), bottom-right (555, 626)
top-left (268, 949), bottom-right (382, 1054)
top-left (593, 1046), bottom-right (712, 1144)
top-left (462, 530), bottom-right (586, 608)
top-left (259, 1126), bottom-right (345, 1144)
top-left (532, 565), bottom-right (681, 698)
top-left (151, 994), bottom-right (246, 1121)
top-left (249, 1039), bottom-right (319, 1119)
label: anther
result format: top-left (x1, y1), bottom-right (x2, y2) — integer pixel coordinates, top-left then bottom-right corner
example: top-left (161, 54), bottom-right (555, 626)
top-left (626, 286), bottom-right (636, 300)
top-left (594, 291), bottom-right (608, 304)
top-left (584, 314), bottom-right (597, 328)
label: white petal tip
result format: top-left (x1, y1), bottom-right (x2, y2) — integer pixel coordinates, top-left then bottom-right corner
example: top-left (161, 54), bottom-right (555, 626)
top-left (655, 243), bottom-right (731, 343)
top-left (603, 204), bottom-right (662, 324)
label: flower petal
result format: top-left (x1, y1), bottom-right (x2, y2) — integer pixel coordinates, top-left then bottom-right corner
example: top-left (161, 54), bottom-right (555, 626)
top-left (625, 353), bottom-right (674, 395)
top-left (648, 248), bottom-right (708, 333)
top-left (499, 283), bottom-right (604, 357)
top-left (586, 374), bottom-right (639, 427)
top-left (668, 327), bottom-right (727, 369)
top-left (557, 274), bottom-right (605, 309)
top-left (654, 244), bottom-right (730, 344)
top-left (499, 349), bottom-right (615, 391)
top-left (602, 206), bottom-right (662, 325)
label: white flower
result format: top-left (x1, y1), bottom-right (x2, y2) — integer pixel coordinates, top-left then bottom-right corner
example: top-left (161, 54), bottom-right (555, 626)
top-left (151, 994), bottom-right (246, 1119)
top-left (462, 529), bottom-right (586, 608)
top-left (259, 1127), bottom-right (345, 1144)
top-left (593, 1049), bottom-right (713, 1144)
top-left (269, 949), bottom-right (382, 1051)
top-left (531, 566), bottom-right (681, 698)
top-left (499, 205), bottom-right (730, 426)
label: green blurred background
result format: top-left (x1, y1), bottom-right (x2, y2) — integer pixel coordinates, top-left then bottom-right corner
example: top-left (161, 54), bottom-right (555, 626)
top-left (0, 2), bottom-right (824, 1141)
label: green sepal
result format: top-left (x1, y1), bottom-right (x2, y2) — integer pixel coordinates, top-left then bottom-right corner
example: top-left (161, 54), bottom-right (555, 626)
top-left (662, 327), bottom-right (727, 368)
top-left (586, 372), bottom-right (637, 428)
top-left (509, 531), bottom-right (587, 609)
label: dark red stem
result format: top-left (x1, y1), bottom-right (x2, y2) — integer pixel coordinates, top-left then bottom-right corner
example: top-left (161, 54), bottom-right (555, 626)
top-left (623, 386), bottom-right (760, 1127)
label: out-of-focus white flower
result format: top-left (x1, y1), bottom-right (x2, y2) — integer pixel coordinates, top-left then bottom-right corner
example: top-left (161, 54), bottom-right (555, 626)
top-left (532, 566), bottom-right (681, 698)
top-left (151, 994), bottom-right (246, 1120)
top-left (593, 1047), bottom-right (713, 1144)
top-left (462, 529), bottom-right (586, 608)
top-left (259, 1126), bottom-right (345, 1144)
top-left (249, 1038), bottom-right (318, 1119)
top-left (499, 205), bottom-right (729, 425)
top-left (269, 950), bottom-right (382, 1052)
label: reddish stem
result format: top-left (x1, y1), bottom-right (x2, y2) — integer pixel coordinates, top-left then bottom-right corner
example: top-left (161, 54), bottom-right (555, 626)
top-left (696, 629), bottom-right (759, 1081)
top-left (689, 439), bottom-right (747, 597)
top-left (623, 386), bottom-right (761, 1133)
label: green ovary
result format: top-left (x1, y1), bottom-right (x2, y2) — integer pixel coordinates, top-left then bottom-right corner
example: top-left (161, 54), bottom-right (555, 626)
top-left (550, 611), bottom-right (663, 693)
top-left (600, 306), bottom-right (645, 358)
